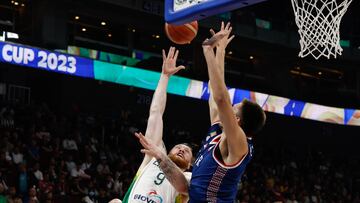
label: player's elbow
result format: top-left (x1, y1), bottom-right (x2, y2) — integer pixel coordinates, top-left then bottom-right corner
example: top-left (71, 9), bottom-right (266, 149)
top-left (213, 93), bottom-right (228, 105)
top-left (147, 112), bottom-right (162, 125)
top-left (149, 106), bottom-right (162, 115)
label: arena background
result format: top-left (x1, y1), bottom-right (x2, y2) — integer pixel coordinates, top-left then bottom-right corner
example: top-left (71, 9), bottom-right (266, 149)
top-left (0, 0), bottom-right (360, 202)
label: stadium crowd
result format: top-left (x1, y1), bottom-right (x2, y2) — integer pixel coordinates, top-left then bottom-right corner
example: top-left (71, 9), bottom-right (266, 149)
top-left (0, 101), bottom-right (359, 203)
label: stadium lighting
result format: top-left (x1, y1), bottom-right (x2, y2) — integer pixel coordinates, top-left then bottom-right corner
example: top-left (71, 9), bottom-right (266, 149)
top-left (6, 32), bottom-right (19, 39)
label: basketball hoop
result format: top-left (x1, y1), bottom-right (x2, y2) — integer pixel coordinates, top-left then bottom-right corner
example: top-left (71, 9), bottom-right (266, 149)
top-left (291, 0), bottom-right (353, 59)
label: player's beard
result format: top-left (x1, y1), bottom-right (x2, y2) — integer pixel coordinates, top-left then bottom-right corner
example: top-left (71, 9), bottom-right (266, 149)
top-left (168, 154), bottom-right (188, 170)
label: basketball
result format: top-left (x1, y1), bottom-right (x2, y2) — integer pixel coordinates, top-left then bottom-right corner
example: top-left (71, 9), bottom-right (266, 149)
top-left (165, 21), bottom-right (198, 45)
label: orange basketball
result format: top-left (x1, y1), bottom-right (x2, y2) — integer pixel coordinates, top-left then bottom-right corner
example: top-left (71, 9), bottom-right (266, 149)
top-left (165, 21), bottom-right (198, 45)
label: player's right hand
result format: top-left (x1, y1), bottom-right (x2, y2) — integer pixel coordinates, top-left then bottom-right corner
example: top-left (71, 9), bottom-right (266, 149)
top-left (211, 22), bottom-right (234, 51)
top-left (203, 22), bottom-right (234, 51)
top-left (162, 47), bottom-right (185, 76)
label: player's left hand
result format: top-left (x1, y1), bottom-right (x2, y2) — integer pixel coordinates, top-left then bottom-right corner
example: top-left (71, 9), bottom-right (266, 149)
top-left (135, 132), bottom-right (165, 160)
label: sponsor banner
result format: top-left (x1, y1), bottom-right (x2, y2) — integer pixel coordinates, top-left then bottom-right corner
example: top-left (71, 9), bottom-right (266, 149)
top-left (0, 41), bottom-right (94, 78)
top-left (1, 41), bottom-right (359, 126)
top-left (93, 60), bottom-right (191, 96)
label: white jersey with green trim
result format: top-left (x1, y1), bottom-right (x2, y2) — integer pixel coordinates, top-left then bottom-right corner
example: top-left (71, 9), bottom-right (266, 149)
top-left (123, 158), bottom-right (191, 203)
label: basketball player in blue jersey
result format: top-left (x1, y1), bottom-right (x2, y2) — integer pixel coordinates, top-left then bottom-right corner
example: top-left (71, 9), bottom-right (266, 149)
top-left (188, 22), bottom-right (267, 202)
top-left (121, 47), bottom-right (193, 203)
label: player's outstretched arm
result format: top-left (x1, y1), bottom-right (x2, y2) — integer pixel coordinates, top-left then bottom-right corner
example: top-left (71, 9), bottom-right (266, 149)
top-left (135, 132), bottom-right (189, 195)
top-left (202, 24), bottom-right (248, 165)
top-left (139, 47), bottom-right (185, 170)
top-left (208, 22), bottom-right (234, 125)
top-left (208, 81), bottom-right (220, 124)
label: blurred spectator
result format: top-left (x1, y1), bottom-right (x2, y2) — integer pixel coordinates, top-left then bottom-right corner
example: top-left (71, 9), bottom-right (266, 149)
top-left (0, 172), bottom-right (8, 191)
top-left (42, 191), bottom-right (54, 203)
top-left (6, 186), bottom-right (17, 202)
top-left (62, 136), bottom-right (78, 152)
top-left (12, 147), bottom-right (24, 165)
top-left (71, 162), bottom-right (91, 180)
top-left (65, 155), bottom-right (76, 173)
top-left (81, 180), bottom-right (98, 203)
top-left (47, 162), bottom-right (58, 182)
top-left (17, 164), bottom-right (29, 197)
top-left (0, 151), bottom-right (12, 173)
top-left (98, 187), bottom-right (110, 203)
top-left (31, 163), bottom-right (43, 183)
top-left (96, 156), bottom-right (110, 175)
top-left (38, 173), bottom-right (54, 194)
top-left (27, 140), bottom-right (40, 164)
top-left (0, 101), bottom-right (358, 202)
top-left (81, 156), bottom-right (94, 175)
top-left (24, 187), bottom-right (39, 203)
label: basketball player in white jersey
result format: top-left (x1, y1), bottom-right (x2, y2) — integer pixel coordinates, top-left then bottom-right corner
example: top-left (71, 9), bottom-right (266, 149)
top-left (121, 47), bottom-right (193, 203)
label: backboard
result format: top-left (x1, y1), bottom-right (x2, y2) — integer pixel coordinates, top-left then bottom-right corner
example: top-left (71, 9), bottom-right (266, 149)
top-left (165, 0), bottom-right (267, 25)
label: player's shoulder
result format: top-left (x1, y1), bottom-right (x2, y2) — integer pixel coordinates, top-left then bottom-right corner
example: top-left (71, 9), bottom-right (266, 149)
top-left (208, 122), bottom-right (223, 135)
top-left (137, 157), bottom-right (157, 173)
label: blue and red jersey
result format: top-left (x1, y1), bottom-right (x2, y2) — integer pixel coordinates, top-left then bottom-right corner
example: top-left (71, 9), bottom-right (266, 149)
top-left (189, 123), bottom-right (254, 203)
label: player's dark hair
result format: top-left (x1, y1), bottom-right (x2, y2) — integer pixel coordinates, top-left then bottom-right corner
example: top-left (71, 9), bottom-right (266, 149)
top-left (236, 99), bottom-right (266, 137)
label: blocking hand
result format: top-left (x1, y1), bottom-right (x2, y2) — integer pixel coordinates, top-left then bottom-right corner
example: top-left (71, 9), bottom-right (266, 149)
top-left (162, 47), bottom-right (185, 76)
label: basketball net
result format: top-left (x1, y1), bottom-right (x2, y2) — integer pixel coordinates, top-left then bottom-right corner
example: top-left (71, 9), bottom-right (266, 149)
top-left (291, 0), bottom-right (353, 59)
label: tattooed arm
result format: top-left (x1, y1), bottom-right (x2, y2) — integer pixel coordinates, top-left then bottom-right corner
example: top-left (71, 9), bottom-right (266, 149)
top-left (156, 152), bottom-right (189, 194)
top-left (135, 132), bottom-right (189, 195)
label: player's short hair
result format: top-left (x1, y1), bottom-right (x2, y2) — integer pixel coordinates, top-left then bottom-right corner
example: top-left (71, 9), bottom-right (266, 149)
top-left (179, 142), bottom-right (198, 164)
top-left (236, 99), bottom-right (266, 137)
top-left (179, 143), bottom-right (194, 154)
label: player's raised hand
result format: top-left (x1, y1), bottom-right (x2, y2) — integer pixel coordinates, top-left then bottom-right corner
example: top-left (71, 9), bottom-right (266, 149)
top-left (202, 32), bottom-right (226, 59)
top-left (203, 22), bottom-right (234, 50)
top-left (135, 132), bottom-right (164, 160)
top-left (162, 47), bottom-right (185, 76)
top-left (210, 22), bottom-right (234, 51)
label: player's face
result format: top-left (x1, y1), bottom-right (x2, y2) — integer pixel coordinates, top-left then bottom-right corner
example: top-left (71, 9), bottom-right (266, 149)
top-left (168, 144), bottom-right (193, 170)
